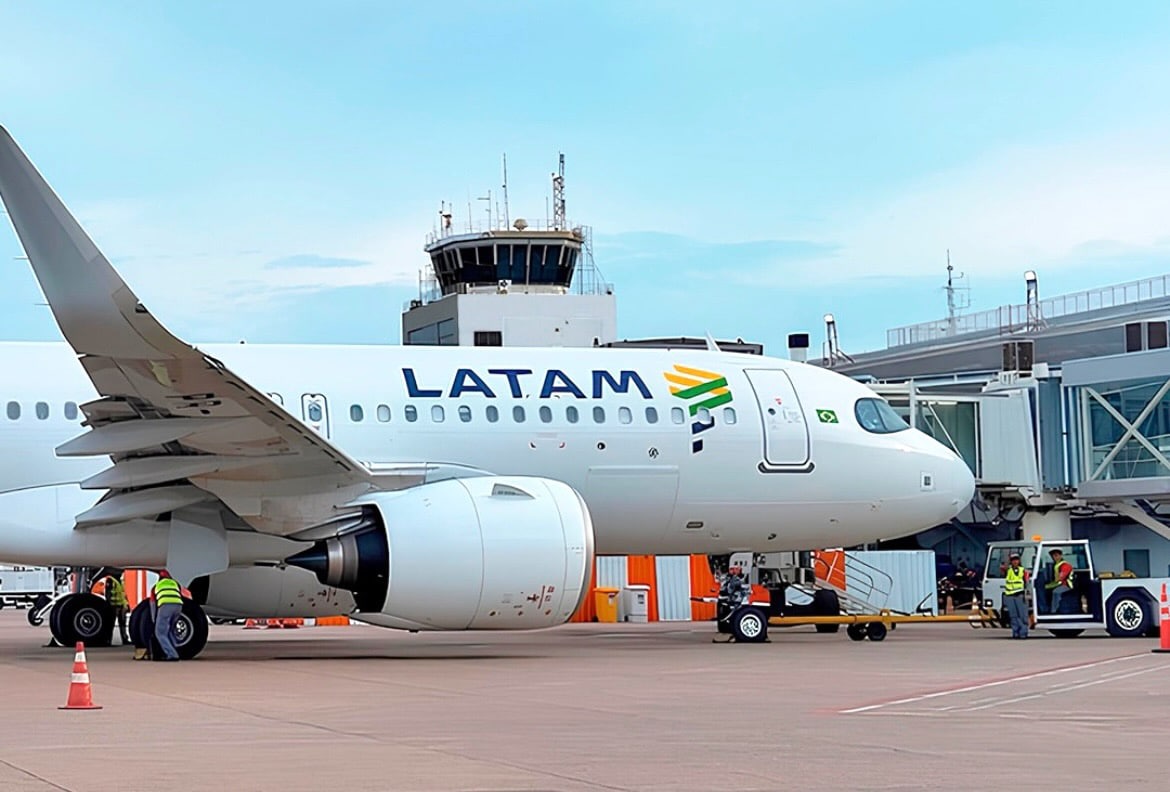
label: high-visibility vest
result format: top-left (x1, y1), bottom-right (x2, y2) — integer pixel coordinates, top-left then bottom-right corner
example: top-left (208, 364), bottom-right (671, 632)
top-left (1004, 566), bottom-right (1026, 595)
top-left (153, 578), bottom-right (183, 606)
top-left (106, 577), bottom-right (127, 607)
top-left (1048, 560), bottom-right (1074, 589)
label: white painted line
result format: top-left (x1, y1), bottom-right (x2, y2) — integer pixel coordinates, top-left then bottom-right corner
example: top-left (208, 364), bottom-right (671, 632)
top-left (840, 653), bottom-right (1151, 714)
top-left (962, 664), bottom-right (1166, 712)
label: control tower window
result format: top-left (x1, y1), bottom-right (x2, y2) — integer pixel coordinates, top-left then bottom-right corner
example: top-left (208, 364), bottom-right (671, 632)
top-left (854, 398), bottom-right (909, 434)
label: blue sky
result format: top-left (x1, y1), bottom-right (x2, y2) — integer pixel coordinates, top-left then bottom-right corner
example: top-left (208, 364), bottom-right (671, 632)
top-left (3, 1), bottom-right (1170, 354)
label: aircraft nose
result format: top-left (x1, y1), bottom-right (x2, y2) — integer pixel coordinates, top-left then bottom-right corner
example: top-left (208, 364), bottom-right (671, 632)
top-left (944, 453), bottom-right (976, 514)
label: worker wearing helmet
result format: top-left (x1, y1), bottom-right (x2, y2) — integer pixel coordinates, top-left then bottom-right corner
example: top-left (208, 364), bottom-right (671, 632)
top-left (1003, 553), bottom-right (1030, 638)
top-left (1045, 549), bottom-right (1075, 614)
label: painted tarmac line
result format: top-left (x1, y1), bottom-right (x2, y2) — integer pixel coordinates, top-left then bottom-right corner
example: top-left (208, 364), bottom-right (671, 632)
top-left (839, 652), bottom-right (1153, 714)
top-left (961, 664), bottom-right (1167, 711)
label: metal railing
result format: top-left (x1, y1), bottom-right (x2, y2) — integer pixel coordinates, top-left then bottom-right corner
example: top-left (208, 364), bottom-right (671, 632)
top-left (887, 273), bottom-right (1170, 348)
top-left (426, 218), bottom-right (583, 247)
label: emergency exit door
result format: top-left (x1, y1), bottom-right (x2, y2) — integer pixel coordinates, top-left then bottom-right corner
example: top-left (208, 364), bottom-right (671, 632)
top-left (300, 393), bottom-right (330, 438)
top-left (744, 370), bottom-right (809, 467)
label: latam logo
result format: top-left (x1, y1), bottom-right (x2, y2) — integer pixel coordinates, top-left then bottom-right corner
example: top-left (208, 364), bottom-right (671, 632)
top-left (665, 365), bottom-right (733, 454)
top-left (403, 368), bottom-right (652, 399)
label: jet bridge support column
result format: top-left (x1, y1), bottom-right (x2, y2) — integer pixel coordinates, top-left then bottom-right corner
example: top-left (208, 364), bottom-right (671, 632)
top-left (1022, 509), bottom-right (1071, 541)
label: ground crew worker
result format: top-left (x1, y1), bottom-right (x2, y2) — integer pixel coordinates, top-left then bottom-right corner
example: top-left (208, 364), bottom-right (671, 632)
top-left (1003, 553), bottom-right (1030, 638)
top-left (151, 570), bottom-right (184, 661)
top-left (1045, 549), bottom-right (1074, 614)
top-left (102, 574), bottom-right (129, 645)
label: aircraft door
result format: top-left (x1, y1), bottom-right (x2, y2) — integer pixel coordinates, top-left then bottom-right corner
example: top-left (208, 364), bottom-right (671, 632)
top-left (744, 370), bottom-right (809, 466)
top-left (300, 393), bottom-right (330, 438)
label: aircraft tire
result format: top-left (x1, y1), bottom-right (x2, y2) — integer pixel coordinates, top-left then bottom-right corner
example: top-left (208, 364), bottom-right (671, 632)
top-left (133, 599), bottom-right (210, 660)
top-left (731, 606), bottom-right (768, 643)
top-left (55, 593), bottom-right (114, 647)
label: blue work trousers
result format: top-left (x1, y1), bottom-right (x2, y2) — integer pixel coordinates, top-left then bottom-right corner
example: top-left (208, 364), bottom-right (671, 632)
top-left (1005, 594), bottom-right (1029, 638)
top-left (155, 602), bottom-right (182, 660)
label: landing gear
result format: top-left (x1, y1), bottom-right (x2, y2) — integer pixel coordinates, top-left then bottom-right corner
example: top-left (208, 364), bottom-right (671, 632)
top-left (48, 593), bottom-right (114, 647)
top-left (129, 598), bottom-right (209, 660)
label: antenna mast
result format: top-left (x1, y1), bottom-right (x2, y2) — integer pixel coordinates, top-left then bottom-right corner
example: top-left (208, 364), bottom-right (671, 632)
top-left (501, 154), bottom-right (510, 228)
top-left (943, 249), bottom-right (969, 336)
top-left (552, 153), bottom-right (566, 230)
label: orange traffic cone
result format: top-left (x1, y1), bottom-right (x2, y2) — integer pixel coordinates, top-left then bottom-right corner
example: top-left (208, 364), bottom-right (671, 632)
top-left (1153, 583), bottom-right (1170, 655)
top-left (59, 642), bottom-right (102, 710)
top-left (243, 619), bottom-right (262, 630)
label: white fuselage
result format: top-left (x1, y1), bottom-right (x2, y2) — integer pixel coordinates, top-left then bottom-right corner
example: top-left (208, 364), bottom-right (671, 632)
top-left (0, 340), bottom-right (973, 567)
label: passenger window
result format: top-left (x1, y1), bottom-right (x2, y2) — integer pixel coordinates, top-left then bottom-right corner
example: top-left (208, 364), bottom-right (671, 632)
top-left (405, 405), bottom-right (418, 423)
top-left (6, 402), bottom-right (18, 420)
top-left (431, 405), bottom-right (445, 423)
top-left (645, 407), bottom-right (658, 424)
top-left (539, 405), bottom-right (552, 423)
top-left (458, 405), bottom-right (472, 423)
top-left (723, 407), bottom-right (737, 425)
top-left (376, 404), bottom-right (391, 422)
top-left (513, 405), bottom-right (526, 423)
top-left (696, 407), bottom-right (710, 423)
top-left (618, 406), bottom-right (632, 425)
top-left (35, 402), bottom-right (49, 420)
top-left (486, 405), bottom-right (499, 423)
top-left (593, 406), bottom-right (606, 424)
top-left (307, 403), bottom-right (323, 423)
top-left (349, 405), bottom-right (363, 422)
top-left (566, 405), bottom-right (579, 423)
top-left (64, 401), bottom-right (79, 421)
top-left (671, 407), bottom-right (685, 424)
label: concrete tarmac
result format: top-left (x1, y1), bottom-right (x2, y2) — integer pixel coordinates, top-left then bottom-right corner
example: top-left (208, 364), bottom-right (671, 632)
top-left (0, 610), bottom-right (1166, 792)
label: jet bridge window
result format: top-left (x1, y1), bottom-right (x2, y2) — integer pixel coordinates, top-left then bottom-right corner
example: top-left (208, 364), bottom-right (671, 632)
top-left (350, 405), bottom-right (364, 422)
top-left (6, 402), bottom-right (19, 420)
top-left (376, 404), bottom-right (391, 422)
top-left (35, 402), bottom-right (49, 420)
top-left (854, 398), bottom-right (909, 434)
top-left (64, 402), bottom-right (78, 421)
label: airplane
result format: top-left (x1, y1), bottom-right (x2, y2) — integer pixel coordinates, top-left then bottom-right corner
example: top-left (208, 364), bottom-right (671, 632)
top-left (0, 126), bottom-right (974, 656)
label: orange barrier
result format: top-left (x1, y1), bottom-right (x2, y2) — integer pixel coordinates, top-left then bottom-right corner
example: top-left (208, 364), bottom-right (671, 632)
top-left (1155, 583), bottom-right (1170, 655)
top-left (570, 564), bottom-right (600, 623)
top-left (314, 616), bottom-right (351, 627)
top-left (60, 642), bottom-right (101, 711)
top-left (689, 555), bottom-right (718, 621)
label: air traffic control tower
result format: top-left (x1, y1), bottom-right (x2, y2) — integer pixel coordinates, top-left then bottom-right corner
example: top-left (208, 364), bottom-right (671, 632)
top-left (402, 155), bottom-right (616, 348)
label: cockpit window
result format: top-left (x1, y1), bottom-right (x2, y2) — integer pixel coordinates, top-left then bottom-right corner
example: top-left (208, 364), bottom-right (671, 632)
top-left (854, 397), bottom-right (909, 434)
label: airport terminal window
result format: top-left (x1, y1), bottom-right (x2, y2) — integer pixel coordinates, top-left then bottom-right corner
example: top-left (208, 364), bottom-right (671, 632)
top-left (376, 404), bottom-right (391, 422)
top-left (618, 406), bottom-right (632, 425)
top-left (458, 405), bottom-right (472, 423)
top-left (431, 405), bottom-right (445, 423)
top-left (671, 407), bottom-right (685, 424)
top-left (593, 406), bottom-right (606, 424)
top-left (566, 405), bottom-right (579, 424)
top-left (486, 405), bottom-right (499, 423)
top-left (405, 405), bottom-right (418, 423)
top-left (6, 402), bottom-right (19, 420)
top-left (350, 405), bottom-right (364, 422)
top-left (645, 407), bottom-right (658, 424)
top-left (64, 402), bottom-right (78, 421)
top-left (855, 397), bottom-right (909, 434)
top-left (474, 331), bottom-right (502, 347)
top-left (539, 405), bottom-right (553, 423)
top-left (723, 407), bottom-right (737, 425)
top-left (35, 402), bottom-right (49, 420)
top-left (513, 405), bottom-right (526, 423)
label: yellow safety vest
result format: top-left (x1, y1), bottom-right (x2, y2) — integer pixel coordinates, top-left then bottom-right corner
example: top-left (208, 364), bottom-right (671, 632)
top-left (1004, 566), bottom-right (1026, 595)
top-left (1046, 560), bottom-right (1074, 590)
top-left (106, 577), bottom-right (127, 607)
top-left (153, 578), bottom-right (183, 606)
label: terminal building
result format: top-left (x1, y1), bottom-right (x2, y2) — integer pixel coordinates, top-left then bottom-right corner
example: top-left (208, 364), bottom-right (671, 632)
top-left (816, 272), bottom-right (1170, 578)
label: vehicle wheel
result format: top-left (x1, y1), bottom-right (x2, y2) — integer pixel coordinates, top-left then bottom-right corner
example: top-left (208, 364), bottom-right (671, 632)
top-left (173, 600), bottom-right (209, 660)
top-left (56, 593), bottom-right (114, 647)
top-left (1105, 592), bottom-right (1150, 638)
top-left (1048, 629), bottom-right (1084, 638)
top-left (866, 622), bottom-right (888, 642)
top-left (27, 608), bottom-right (43, 627)
top-left (846, 623), bottom-right (866, 641)
top-left (812, 589), bottom-right (841, 633)
top-left (730, 606), bottom-right (768, 643)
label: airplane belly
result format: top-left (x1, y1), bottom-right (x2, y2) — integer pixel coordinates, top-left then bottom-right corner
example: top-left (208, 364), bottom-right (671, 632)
top-left (584, 466), bottom-right (679, 554)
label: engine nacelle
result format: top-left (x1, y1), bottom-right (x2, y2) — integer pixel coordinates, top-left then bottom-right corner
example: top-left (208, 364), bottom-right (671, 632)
top-left (287, 477), bottom-right (594, 631)
top-left (191, 566), bottom-right (356, 619)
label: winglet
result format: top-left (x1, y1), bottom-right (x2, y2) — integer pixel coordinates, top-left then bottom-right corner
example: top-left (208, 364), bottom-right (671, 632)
top-left (0, 126), bottom-right (192, 359)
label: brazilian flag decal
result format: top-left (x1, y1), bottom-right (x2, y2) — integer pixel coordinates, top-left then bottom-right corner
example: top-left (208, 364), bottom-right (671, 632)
top-left (816, 409), bottom-right (838, 424)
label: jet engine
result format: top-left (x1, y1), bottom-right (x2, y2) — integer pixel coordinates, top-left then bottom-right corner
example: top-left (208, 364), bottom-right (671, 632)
top-left (190, 565), bottom-right (357, 619)
top-left (287, 476), bottom-right (594, 631)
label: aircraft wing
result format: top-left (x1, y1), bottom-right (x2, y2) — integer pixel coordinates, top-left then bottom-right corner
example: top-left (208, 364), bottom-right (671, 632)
top-left (0, 126), bottom-right (422, 536)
